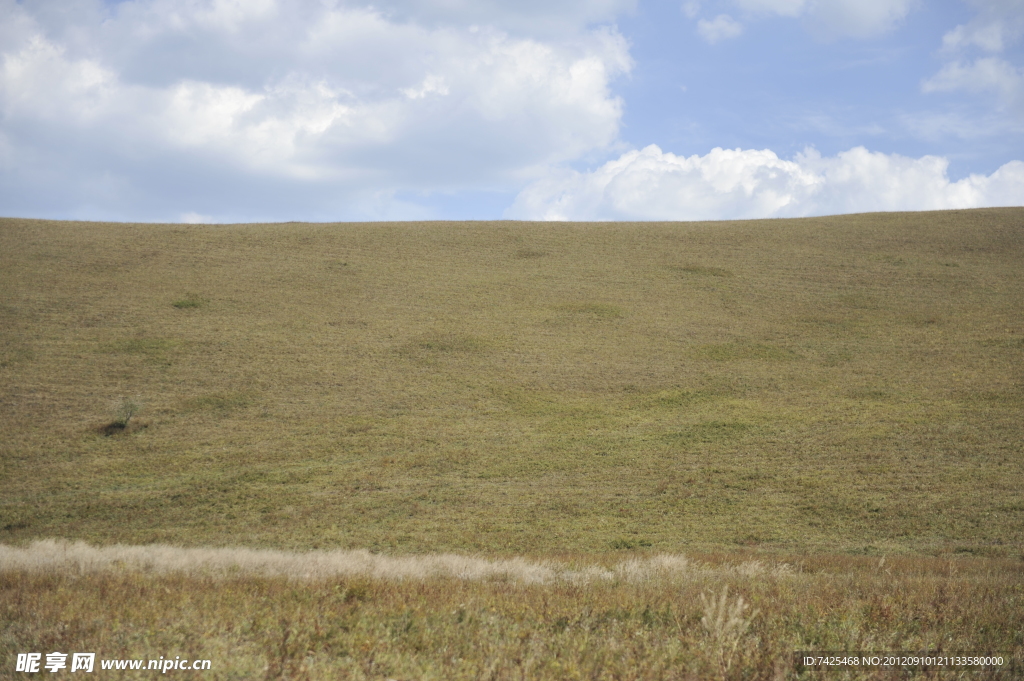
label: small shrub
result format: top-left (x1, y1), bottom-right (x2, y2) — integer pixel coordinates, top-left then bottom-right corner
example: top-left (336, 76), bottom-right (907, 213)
top-left (112, 397), bottom-right (142, 428)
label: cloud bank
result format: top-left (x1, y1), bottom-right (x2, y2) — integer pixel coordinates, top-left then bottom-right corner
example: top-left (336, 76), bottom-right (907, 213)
top-left (507, 144), bottom-right (1024, 220)
top-left (0, 0), bottom-right (631, 221)
top-left (0, 0), bottom-right (1020, 222)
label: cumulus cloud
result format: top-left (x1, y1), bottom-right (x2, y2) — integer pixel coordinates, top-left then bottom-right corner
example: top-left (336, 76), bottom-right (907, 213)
top-left (506, 144), bottom-right (1024, 220)
top-left (734, 0), bottom-right (916, 38)
top-left (925, 0), bottom-right (1024, 112)
top-left (0, 0), bottom-right (631, 221)
top-left (697, 14), bottom-right (744, 43)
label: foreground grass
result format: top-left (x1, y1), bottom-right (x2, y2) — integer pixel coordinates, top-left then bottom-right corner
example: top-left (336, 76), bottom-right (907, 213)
top-left (1, 542), bottom-right (1021, 680)
top-left (1, 210), bottom-right (1022, 555)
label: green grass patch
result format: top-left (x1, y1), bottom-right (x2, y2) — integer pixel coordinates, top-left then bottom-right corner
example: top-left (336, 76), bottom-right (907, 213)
top-left (555, 302), bottom-right (623, 318)
top-left (671, 264), bottom-right (734, 277)
top-left (693, 342), bottom-right (799, 361)
top-left (171, 292), bottom-right (208, 309)
top-left (609, 538), bottom-right (653, 549)
top-left (979, 336), bottom-right (1024, 348)
top-left (403, 332), bottom-right (492, 356)
top-left (846, 387), bottom-right (894, 400)
top-left (637, 387), bottom-right (723, 410)
top-left (182, 392), bottom-right (254, 415)
top-left (104, 338), bottom-right (179, 355)
top-left (99, 337), bottom-right (181, 365)
top-left (0, 343), bottom-right (34, 368)
top-left (660, 420), bottom-right (754, 445)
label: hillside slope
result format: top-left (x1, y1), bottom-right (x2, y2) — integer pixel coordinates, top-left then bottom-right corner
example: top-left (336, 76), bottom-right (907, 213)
top-left (1, 209), bottom-right (1021, 555)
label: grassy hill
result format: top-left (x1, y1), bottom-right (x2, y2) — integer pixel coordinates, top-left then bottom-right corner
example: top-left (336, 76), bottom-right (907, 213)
top-left (2, 209), bottom-right (1023, 679)
top-left (1, 209), bottom-right (1022, 556)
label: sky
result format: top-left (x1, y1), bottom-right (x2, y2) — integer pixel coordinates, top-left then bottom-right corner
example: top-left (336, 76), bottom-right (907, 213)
top-left (0, 0), bottom-right (1022, 222)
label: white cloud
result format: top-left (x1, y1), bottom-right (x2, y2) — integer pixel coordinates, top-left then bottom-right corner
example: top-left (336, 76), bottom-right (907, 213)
top-left (697, 14), bottom-right (744, 44)
top-left (899, 109), bottom-right (1024, 141)
top-left (923, 57), bottom-right (1024, 102)
top-left (805, 0), bottom-right (916, 38)
top-left (925, 0), bottom-right (1024, 113)
top-left (0, 36), bottom-right (118, 124)
top-left (0, 0), bottom-right (631, 220)
top-left (506, 144), bottom-right (1024, 220)
top-left (180, 211), bottom-right (213, 224)
top-left (941, 22), bottom-right (1007, 53)
top-left (373, 0), bottom-right (637, 37)
top-left (940, 0), bottom-right (1024, 53)
top-left (735, 0), bottom-right (807, 17)
top-left (734, 0), bottom-right (915, 38)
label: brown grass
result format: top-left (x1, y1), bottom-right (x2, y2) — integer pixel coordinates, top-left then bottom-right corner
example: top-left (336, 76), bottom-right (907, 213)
top-left (1, 541), bottom-right (1021, 679)
top-left (0, 539), bottom-right (705, 583)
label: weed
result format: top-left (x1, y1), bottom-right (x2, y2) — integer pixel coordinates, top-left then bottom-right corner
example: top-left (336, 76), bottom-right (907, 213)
top-left (263, 618), bottom-right (313, 681)
top-left (700, 586), bottom-right (759, 680)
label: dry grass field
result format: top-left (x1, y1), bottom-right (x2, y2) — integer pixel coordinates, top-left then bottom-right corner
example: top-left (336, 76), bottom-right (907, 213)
top-left (2, 541), bottom-right (1021, 680)
top-left (1, 209), bottom-right (1022, 678)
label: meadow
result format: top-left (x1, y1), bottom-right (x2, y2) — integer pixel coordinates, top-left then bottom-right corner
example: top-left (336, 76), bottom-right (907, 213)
top-left (1, 209), bottom-right (1022, 678)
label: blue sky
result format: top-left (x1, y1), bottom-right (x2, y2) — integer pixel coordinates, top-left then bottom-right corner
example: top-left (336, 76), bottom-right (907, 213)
top-left (1, 0), bottom-right (1021, 222)
top-left (619, 2), bottom-right (1010, 170)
